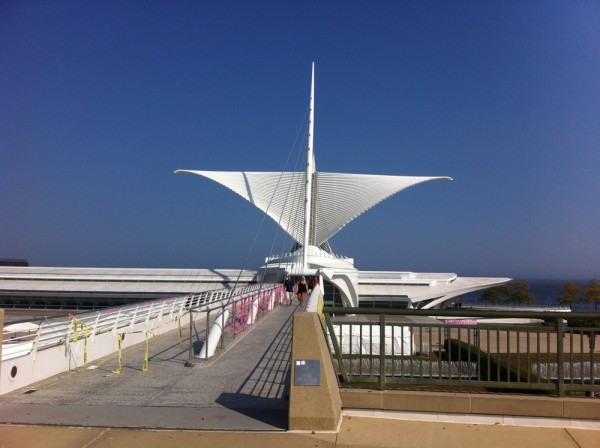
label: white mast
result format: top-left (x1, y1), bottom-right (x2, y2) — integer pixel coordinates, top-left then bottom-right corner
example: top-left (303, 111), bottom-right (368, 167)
top-left (302, 62), bottom-right (315, 272)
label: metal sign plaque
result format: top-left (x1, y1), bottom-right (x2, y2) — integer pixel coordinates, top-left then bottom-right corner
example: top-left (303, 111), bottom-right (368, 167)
top-left (294, 360), bottom-right (321, 386)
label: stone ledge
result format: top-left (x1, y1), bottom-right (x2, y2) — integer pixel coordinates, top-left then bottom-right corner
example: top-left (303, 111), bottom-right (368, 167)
top-left (340, 389), bottom-right (600, 421)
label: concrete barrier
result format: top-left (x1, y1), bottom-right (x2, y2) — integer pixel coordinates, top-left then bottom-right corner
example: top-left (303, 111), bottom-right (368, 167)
top-left (340, 389), bottom-right (600, 422)
top-left (289, 312), bottom-right (342, 431)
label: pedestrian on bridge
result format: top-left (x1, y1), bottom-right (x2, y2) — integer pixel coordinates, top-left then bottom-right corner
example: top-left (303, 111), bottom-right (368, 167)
top-left (283, 274), bottom-right (295, 306)
top-left (297, 276), bottom-right (308, 308)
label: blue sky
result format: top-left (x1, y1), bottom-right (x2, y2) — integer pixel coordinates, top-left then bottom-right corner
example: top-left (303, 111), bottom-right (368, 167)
top-left (1, 1), bottom-right (599, 280)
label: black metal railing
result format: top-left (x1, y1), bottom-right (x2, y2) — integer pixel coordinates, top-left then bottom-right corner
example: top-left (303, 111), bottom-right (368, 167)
top-left (322, 307), bottom-right (600, 397)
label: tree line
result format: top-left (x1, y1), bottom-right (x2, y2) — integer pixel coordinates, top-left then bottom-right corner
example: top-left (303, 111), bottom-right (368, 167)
top-left (478, 279), bottom-right (600, 310)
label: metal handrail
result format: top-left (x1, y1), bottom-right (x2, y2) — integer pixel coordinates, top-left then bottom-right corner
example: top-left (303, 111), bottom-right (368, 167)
top-left (186, 283), bottom-right (285, 361)
top-left (2, 283), bottom-right (279, 360)
top-left (323, 307), bottom-right (600, 397)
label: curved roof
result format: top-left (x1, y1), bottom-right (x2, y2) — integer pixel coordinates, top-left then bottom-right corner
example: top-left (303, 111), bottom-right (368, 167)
top-left (175, 169), bottom-right (451, 246)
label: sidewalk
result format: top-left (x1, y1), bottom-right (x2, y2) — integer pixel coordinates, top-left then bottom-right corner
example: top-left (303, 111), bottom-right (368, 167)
top-left (1, 414), bottom-right (599, 448)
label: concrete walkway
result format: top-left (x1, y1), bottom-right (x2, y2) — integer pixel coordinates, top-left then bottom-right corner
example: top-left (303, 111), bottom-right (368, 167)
top-left (0, 304), bottom-right (297, 430)
top-left (1, 414), bottom-right (599, 448)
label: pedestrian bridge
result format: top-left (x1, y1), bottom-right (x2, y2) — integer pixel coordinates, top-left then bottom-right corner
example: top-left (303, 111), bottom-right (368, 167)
top-left (1, 286), bottom-right (600, 431)
top-left (1, 283), bottom-right (297, 430)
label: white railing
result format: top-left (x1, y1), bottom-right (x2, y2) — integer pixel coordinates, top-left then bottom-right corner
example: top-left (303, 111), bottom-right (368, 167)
top-left (193, 284), bottom-right (287, 360)
top-left (264, 250), bottom-right (351, 263)
top-left (2, 283), bottom-right (273, 360)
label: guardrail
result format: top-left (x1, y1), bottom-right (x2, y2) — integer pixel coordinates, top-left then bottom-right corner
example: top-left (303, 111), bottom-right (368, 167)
top-left (183, 283), bottom-right (285, 361)
top-left (322, 307), bottom-right (600, 397)
top-left (2, 283), bottom-right (277, 362)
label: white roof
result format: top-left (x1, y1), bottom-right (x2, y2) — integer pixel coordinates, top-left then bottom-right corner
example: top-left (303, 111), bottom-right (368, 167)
top-left (0, 266), bottom-right (256, 295)
top-left (358, 275), bottom-right (512, 306)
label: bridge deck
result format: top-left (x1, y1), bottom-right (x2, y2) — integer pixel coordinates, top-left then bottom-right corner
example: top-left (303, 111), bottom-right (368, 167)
top-left (0, 304), bottom-right (299, 430)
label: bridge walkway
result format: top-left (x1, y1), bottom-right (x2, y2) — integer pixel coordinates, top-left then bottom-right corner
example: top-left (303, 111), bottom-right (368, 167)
top-left (0, 303), bottom-right (299, 430)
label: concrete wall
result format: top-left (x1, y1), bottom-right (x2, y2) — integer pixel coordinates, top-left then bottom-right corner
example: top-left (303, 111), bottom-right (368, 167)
top-left (289, 312), bottom-right (342, 431)
top-left (1, 310), bottom-right (202, 395)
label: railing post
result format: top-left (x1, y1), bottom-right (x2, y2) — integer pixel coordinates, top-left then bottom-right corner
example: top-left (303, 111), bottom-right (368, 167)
top-left (324, 313), bottom-right (349, 383)
top-left (113, 308), bottom-right (122, 333)
top-left (144, 304), bottom-right (152, 326)
top-left (169, 300), bottom-right (175, 319)
top-left (129, 306), bottom-right (138, 332)
top-left (232, 297), bottom-right (237, 339)
top-left (219, 303), bottom-right (225, 349)
top-left (31, 320), bottom-right (43, 362)
top-left (205, 309), bottom-right (210, 360)
top-left (379, 313), bottom-right (386, 390)
top-left (91, 312), bottom-right (100, 342)
top-left (158, 301), bottom-right (165, 321)
top-left (184, 307), bottom-right (195, 367)
top-left (556, 316), bottom-right (565, 397)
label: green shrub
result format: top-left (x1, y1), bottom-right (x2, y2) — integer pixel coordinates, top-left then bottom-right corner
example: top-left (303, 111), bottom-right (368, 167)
top-left (443, 338), bottom-right (545, 385)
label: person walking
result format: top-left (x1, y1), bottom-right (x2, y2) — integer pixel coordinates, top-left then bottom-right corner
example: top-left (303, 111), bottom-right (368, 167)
top-left (297, 276), bottom-right (308, 308)
top-left (283, 274), bottom-right (295, 306)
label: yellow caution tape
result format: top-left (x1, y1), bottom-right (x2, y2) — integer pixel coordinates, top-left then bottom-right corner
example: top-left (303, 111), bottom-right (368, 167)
top-left (82, 321), bottom-right (89, 364)
top-left (104, 334), bottom-right (122, 377)
top-left (100, 296), bottom-right (277, 377)
top-left (143, 331), bottom-right (155, 373)
top-left (177, 316), bottom-right (183, 349)
top-left (71, 316), bottom-right (90, 364)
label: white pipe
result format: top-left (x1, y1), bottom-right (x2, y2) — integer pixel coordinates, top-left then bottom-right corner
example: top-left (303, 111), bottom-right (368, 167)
top-left (198, 308), bottom-right (230, 359)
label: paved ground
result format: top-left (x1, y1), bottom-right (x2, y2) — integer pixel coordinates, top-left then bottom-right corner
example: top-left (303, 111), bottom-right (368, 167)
top-left (1, 415), bottom-right (599, 448)
top-left (0, 303), bottom-right (298, 430)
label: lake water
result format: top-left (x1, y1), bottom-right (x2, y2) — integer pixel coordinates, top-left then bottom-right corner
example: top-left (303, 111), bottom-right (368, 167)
top-left (460, 279), bottom-right (598, 311)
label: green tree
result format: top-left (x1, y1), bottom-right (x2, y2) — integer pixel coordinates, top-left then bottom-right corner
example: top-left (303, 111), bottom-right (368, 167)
top-left (558, 281), bottom-right (581, 307)
top-left (584, 279), bottom-right (600, 311)
top-left (478, 285), bottom-right (510, 304)
top-left (507, 280), bottom-right (535, 305)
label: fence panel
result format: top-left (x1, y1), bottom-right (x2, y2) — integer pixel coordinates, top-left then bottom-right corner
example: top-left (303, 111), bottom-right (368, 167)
top-left (323, 308), bottom-right (600, 397)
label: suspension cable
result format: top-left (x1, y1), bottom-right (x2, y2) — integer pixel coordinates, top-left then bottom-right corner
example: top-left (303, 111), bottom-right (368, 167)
top-left (227, 107), bottom-right (310, 296)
